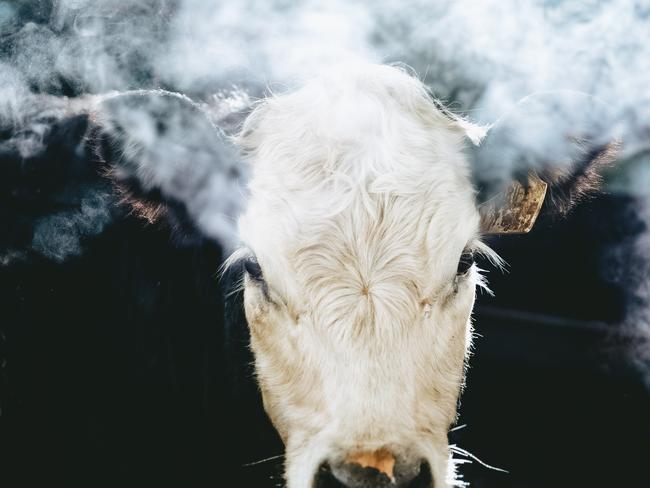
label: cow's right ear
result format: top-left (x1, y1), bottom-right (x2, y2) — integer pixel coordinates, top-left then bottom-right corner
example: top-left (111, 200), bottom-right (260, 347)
top-left (469, 91), bottom-right (622, 235)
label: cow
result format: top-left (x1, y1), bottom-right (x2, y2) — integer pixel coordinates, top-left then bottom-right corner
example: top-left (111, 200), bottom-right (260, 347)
top-left (0, 62), bottom-right (619, 488)
top-left (226, 63), bottom-right (619, 488)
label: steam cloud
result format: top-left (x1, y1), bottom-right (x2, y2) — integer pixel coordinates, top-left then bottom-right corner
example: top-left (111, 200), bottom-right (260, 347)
top-left (0, 1), bottom-right (648, 371)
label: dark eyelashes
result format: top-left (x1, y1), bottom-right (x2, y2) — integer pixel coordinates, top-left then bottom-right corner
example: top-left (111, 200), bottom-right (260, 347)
top-left (456, 250), bottom-right (475, 275)
top-left (242, 256), bottom-right (273, 302)
top-left (243, 257), bottom-right (265, 282)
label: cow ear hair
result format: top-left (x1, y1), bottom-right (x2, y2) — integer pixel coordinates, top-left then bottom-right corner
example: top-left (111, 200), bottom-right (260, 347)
top-left (469, 91), bottom-right (622, 234)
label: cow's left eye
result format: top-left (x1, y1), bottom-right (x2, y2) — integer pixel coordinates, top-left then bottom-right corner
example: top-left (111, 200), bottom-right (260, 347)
top-left (456, 250), bottom-right (475, 275)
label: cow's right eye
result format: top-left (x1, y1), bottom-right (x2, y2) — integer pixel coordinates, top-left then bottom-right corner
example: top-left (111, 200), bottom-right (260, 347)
top-left (456, 250), bottom-right (475, 275)
top-left (243, 257), bottom-right (265, 282)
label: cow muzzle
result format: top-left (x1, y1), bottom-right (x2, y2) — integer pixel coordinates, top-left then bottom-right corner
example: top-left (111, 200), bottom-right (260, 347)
top-left (314, 448), bottom-right (433, 487)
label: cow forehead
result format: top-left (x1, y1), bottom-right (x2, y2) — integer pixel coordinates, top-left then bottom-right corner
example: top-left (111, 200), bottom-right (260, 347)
top-left (242, 186), bottom-right (478, 321)
top-left (237, 63), bottom-right (480, 307)
top-left (293, 196), bottom-right (476, 333)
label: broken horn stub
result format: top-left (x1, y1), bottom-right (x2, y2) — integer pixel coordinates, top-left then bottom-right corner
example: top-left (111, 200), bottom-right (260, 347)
top-left (479, 173), bottom-right (548, 234)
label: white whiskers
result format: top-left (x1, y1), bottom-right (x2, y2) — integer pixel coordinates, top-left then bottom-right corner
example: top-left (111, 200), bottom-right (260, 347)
top-left (449, 444), bottom-right (509, 473)
top-left (242, 453), bottom-right (285, 467)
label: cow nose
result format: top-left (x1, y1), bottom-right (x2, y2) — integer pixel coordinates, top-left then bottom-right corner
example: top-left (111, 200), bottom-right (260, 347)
top-left (345, 449), bottom-right (397, 482)
top-left (315, 449), bottom-right (433, 488)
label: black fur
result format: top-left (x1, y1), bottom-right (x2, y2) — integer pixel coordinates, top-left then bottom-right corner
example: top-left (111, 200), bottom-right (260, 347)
top-left (538, 140), bottom-right (621, 218)
top-left (0, 98), bottom-right (117, 264)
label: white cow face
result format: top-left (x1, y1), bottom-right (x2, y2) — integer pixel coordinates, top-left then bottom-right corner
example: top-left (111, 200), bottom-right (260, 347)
top-left (232, 63), bottom-right (499, 488)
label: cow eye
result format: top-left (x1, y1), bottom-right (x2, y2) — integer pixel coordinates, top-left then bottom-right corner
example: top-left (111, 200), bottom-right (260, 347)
top-left (243, 257), bottom-right (265, 282)
top-left (457, 250), bottom-right (475, 275)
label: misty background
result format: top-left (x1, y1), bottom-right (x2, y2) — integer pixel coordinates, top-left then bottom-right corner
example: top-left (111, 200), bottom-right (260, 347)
top-left (2, 0), bottom-right (648, 377)
top-left (0, 1), bottom-right (649, 487)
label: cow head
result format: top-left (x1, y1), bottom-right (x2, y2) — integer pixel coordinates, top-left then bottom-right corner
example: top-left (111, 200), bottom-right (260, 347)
top-left (229, 63), bottom-right (618, 487)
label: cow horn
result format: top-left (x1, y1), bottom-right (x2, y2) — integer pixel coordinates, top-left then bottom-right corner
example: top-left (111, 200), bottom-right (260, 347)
top-left (479, 173), bottom-right (548, 234)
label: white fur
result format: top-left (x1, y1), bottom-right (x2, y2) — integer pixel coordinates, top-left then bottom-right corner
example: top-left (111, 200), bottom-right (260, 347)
top-left (233, 63), bottom-right (494, 487)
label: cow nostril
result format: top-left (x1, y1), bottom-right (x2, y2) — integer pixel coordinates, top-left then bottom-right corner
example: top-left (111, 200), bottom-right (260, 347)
top-left (314, 463), bottom-right (346, 488)
top-left (408, 462), bottom-right (434, 488)
top-left (314, 459), bottom-right (434, 488)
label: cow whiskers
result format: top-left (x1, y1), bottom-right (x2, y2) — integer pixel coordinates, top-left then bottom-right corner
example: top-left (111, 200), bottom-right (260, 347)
top-left (446, 454), bottom-right (471, 487)
top-left (449, 444), bottom-right (509, 473)
top-left (242, 453), bottom-right (285, 467)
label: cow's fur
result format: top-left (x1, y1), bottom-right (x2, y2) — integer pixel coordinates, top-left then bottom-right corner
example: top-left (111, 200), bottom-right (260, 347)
top-left (232, 63), bottom-right (498, 487)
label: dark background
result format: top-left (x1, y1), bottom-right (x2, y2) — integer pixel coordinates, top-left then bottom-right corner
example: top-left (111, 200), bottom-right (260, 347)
top-left (1, 192), bottom-right (648, 488)
top-left (1, 1), bottom-right (649, 487)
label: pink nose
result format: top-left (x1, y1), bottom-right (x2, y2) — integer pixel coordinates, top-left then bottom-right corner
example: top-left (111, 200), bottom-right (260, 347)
top-left (316, 448), bottom-right (432, 487)
top-left (344, 449), bottom-right (396, 481)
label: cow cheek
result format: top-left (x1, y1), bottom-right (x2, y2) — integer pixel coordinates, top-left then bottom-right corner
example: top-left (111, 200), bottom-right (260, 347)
top-left (246, 311), bottom-right (325, 445)
top-left (418, 290), bottom-right (475, 428)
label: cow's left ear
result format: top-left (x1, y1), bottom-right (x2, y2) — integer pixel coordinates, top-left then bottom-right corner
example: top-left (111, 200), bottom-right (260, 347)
top-left (464, 91), bottom-right (622, 235)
